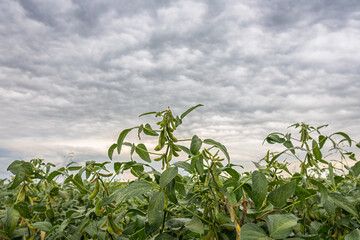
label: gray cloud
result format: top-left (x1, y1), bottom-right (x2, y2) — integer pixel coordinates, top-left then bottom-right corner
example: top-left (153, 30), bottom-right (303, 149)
top-left (1, 0), bottom-right (359, 177)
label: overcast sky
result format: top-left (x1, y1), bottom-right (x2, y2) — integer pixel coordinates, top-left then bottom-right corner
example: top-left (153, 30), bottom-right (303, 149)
top-left (1, 0), bottom-right (360, 178)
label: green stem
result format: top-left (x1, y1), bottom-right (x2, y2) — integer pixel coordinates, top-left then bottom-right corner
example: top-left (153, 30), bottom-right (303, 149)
top-left (129, 227), bottom-right (145, 238)
top-left (178, 203), bottom-right (211, 224)
top-left (131, 168), bottom-right (159, 188)
top-left (233, 176), bottom-right (252, 193)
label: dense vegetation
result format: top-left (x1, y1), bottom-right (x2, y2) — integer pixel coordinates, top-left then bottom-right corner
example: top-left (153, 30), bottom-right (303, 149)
top-left (1, 105), bottom-right (360, 240)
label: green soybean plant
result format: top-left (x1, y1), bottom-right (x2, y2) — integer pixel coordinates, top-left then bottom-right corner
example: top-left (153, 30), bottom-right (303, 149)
top-left (1, 106), bottom-right (360, 240)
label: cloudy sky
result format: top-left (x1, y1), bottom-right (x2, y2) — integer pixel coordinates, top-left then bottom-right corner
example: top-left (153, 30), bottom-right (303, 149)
top-left (1, 0), bottom-right (360, 178)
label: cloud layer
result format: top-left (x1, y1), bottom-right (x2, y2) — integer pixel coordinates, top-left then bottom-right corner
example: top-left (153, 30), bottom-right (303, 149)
top-left (1, 0), bottom-right (360, 177)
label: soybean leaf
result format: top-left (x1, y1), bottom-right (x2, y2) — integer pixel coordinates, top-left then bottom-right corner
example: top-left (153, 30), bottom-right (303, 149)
top-left (221, 167), bottom-right (240, 181)
top-left (267, 181), bottom-right (296, 208)
top-left (139, 111), bottom-right (157, 117)
top-left (108, 143), bottom-right (117, 160)
top-left (114, 162), bottom-right (122, 174)
top-left (160, 167), bottom-right (178, 188)
top-left (192, 156), bottom-right (204, 176)
top-left (351, 161), bottom-right (360, 177)
top-left (329, 193), bottom-right (359, 218)
top-left (203, 138), bottom-right (230, 163)
top-left (173, 161), bottom-right (193, 173)
top-left (310, 179), bottom-right (328, 204)
top-left (265, 133), bottom-right (285, 144)
top-left (14, 201), bottom-right (32, 218)
top-left (47, 170), bottom-right (62, 182)
top-left (267, 214), bottom-right (297, 239)
top-left (166, 218), bottom-right (190, 231)
top-left (135, 144), bottom-right (151, 163)
top-left (143, 123), bottom-right (159, 136)
top-left (137, 125), bottom-right (143, 140)
top-left (32, 222), bottom-right (52, 232)
top-left (319, 135), bottom-right (327, 149)
top-left (5, 207), bottom-right (20, 235)
top-left (345, 229), bottom-right (360, 240)
top-left (165, 179), bottom-right (178, 204)
top-left (176, 145), bottom-right (192, 156)
top-left (190, 135), bottom-right (202, 155)
top-left (240, 223), bottom-right (270, 240)
top-left (7, 160), bottom-right (24, 175)
top-left (8, 167), bottom-right (25, 190)
top-left (68, 166), bottom-right (82, 171)
top-left (180, 104), bottom-right (203, 119)
top-left (251, 171), bottom-right (268, 209)
top-left (185, 217), bottom-right (205, 234)
top-left (148, 191), bottom-right (165, 227)
top-left (312, 140), bottom-right (322, 161)
top-left (117, 128), bottom-right (134, 154)
top-left (331, 132), bottom-right (352, 146)
top-left (283, 140), bottom-right (295, 154)
top-left (112, 181), bottom-right (153, 204)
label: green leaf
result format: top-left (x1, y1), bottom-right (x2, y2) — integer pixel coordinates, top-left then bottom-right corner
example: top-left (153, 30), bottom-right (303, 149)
top-left (32, 221), bottom-right (53, 232)
top-left (14, 201), bottom-right (32, 218)
top-left (175, 145), bottom-right (192, 156)
top-left (318, 135), bottom-right (327, 149)
top-left (203, 138), bottom-right (230, 163)
top-left (345, 229), bottom-right (360, 240)
top-left (240, 223), bottom-right (270, 240)
top-left (356, 142), bottom-right (360, 148)
top-left (312, 140), bottom-right (322, 161)
top-left (165, 179), bottom-right (178, 204)
top-left (351, 161), bottom-right (360, 177)
top-left (166, 218), bottom-right (190, 231)
top-left (331, 132), bottom-right (352, 146)
top-left (143, 123), bottom-right (159, 136)
top-left (310, 179), bottom-right (328, 204)
top-left (173, 161), bottom-right (193, 173)
top-left (67, 166), bottom-right (82, 171)
top-left (267, 214), bottom-right (297, 239)
top-left (251, 171), bottom-right (268, 209)
top-left (266, 133), bottom-right (285, 144)
top-left (148, 191), bottom-right (165, 227)
top-left (47, 170), bottom-right (62, 182)
top-left (109, 181), bottom-right (153, 204)
top-left (329, 192), bottom-right (359, 217)
top-left (283, 140), bottom-right (295, 154)
top-left (190, 135), bottom-right (202, 155)
top-left (192, 156), bottom-right (204, 176)
top-left (5, 207), bottom-right (20, 235)
top-left (185, 217), bottom-right (205, 234)
top-left (180, 104), bottom-right (203, 119)
top-left (221, 167), bottom-right (240, 181)
top-left (117, 128), bottom-right (134, 155)
top-left (8, 167), bottom-right (25, 190)
top-left (114, 162), bottom-right (122, 174)
top-left (135, 144), bottom-right (151, 163)
top-left (139, 111), bottom-right (157, 117)
top-left (267, 181), bottom-right (296, 208)
top-left (108, 143), bottom-right (117, 160)
top-left (7, 160), bottom-right (24, 175)
top-left (160, 167), bottom-right (178, 188)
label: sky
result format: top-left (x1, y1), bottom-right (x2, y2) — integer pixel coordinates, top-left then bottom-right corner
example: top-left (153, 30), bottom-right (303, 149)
top-left (1, 0), bottom-right (360, 178)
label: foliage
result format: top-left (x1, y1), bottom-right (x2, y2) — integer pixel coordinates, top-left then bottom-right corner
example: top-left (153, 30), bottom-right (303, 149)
top-left (1, 105), bottom-right (360, 239)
